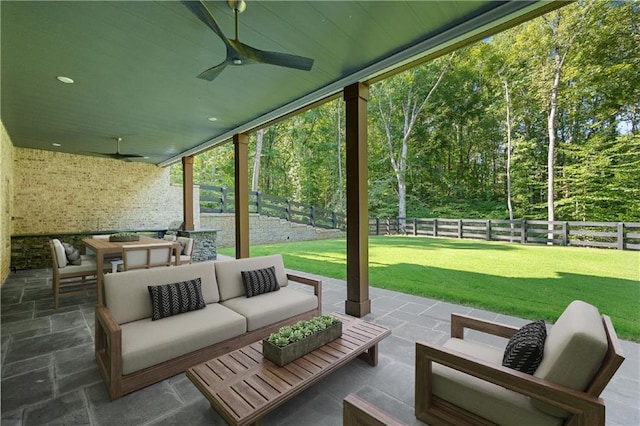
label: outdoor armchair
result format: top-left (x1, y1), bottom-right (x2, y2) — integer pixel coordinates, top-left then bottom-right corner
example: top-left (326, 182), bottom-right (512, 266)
top-left (415, 300), bottom-right (625, 426)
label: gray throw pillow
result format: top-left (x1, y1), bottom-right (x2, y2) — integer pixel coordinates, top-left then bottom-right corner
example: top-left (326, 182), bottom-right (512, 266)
top-left (61, 242), bottom-right (82, 265)
top-left (502, 320), bottom-right (547, 374)
top-left (148, 278), bottom-right (206, 321)
top-left (241, 266), bottom-right (280, 298)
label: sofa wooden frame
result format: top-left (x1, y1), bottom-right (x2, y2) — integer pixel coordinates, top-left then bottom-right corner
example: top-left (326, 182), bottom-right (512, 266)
top-left (415, 313), bottom-right (625, 426)
top-left (95, 272), bottom-right (322, 400)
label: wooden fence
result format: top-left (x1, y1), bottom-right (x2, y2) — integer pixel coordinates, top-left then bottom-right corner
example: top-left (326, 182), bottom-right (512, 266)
top-left (369, 218), bottom-right (640, 251)
top-left (199, 186), bottom-right (346, 230)
top-left (199, 186), bottom-right (639, 251)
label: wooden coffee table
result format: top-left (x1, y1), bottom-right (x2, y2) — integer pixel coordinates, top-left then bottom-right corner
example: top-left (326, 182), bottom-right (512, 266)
top-left (186, 312), bottom-right (391, 426)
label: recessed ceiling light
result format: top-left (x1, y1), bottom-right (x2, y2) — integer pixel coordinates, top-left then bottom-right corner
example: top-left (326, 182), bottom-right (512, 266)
top-left (56, 76), bottom-right (74, 84)
top-left (143, 156), bottom-right (150, 159)
top-left (208, 117), bottom-right (218, 122)
top-left (52, 143), bottom-right (61, 147)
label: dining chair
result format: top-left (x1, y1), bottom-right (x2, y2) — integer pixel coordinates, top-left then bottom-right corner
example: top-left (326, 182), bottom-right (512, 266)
top-left (172, 237), bottom-right (195, 265)
top-left (121, 243), bottom-right (175, 271)
top-left (49, 239), bottom-right (110, 308)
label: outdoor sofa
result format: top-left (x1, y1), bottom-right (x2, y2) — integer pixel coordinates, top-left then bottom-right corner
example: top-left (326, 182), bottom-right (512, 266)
top-left (94, 254), bottom-right (322, 400)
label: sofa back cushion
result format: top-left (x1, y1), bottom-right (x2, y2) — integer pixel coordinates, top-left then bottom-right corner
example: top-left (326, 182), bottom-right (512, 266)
top-left (105, 261), bottom-right (219, 324)
top-left (532, 300), bottom-right (608, 417)
top-left (215, 254), bottom-right (288, 301)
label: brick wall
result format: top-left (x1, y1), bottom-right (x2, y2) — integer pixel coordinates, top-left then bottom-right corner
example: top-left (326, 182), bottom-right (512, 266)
top-left (12, 148), bottom-right (199, 235)
top-left (1, 121), bottom-right (15, 282)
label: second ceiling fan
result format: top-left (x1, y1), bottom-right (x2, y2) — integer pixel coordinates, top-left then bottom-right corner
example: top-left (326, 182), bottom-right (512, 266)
top-left (182, 0), bottom-right (314, 81)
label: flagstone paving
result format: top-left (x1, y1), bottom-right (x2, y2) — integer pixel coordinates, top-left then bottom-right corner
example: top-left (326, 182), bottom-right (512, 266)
top-left (2, 266), bottom-right (638, 425)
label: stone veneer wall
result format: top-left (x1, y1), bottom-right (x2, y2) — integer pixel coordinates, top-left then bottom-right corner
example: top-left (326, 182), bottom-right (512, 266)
top-left (200, 213), bottom-right (343, 248)
top-left (1, 122), bottom-right (15, 283)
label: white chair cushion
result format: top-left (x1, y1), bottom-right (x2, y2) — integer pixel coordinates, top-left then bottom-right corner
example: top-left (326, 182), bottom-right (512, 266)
top-left (532, 300), bottom-right (608, 417)
top-left (120, 303), bottom-right (246, 374)
top-left (432, 338), bottom-right (563, 426)
top-left (52, 239), bottom-right (67, 268)
top-left (215, 254), bottom-right (288, 301)
top-left (105, 261), bottom-right (219, 324)
top-left (221, 287), bottom-right (317, 331)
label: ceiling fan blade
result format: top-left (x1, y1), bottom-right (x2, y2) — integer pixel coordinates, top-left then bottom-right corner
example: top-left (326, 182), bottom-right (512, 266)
top-left (181, 1), bottom-right (229, 44)
top-left (197, 60), bottom-right (229, 81)
top-left (241, 43), bottom-right (314, 71)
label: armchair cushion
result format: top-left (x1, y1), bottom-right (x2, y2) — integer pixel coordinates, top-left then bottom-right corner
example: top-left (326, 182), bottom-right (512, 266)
top-left (532, 300), bottom-right (608, 417)
top-left (432, 338), bottom-right (563, 426)
top-left (148, 278), bottom-right (206, 321)
top-left (502, 320), bottom-right (546, 374)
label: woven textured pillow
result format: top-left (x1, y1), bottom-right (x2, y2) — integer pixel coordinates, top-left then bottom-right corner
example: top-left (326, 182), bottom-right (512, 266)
top-left (148, 278), bottom-right (206, 321)
top-left (61, 242), bottom-right (82, 265)
top-left (241, 266), bottom-right (280, 298)
top-left (502, 320), bottom-right (547, 374)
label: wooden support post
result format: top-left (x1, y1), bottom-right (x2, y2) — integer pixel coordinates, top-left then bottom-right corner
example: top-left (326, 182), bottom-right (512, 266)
top-left (344, 82), bottom-right (371, 318)
top-left (182, 156), bottom-right (195, 231)
top-left (234, 134), bottom-right (250, 259)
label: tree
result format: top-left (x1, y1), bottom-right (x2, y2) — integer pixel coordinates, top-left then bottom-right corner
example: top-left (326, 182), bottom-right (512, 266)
top-left (371, 53), bottom-right (454, 225)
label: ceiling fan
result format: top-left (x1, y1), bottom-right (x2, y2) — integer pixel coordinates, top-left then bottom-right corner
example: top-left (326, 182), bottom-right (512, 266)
top-left (88, 137), bottom-right (145, 161)
top-left (182, 0), bottom-right (314, 81)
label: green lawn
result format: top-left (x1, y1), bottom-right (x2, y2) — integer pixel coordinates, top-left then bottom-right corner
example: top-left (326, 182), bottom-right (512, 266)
top-left (219, 236), bottom-right (640, 341)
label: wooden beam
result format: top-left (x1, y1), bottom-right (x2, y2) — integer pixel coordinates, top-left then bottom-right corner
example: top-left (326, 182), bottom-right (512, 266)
top-left (182, 156), bottom-right (194, 231)
top-left (234, 134), bottom-right (250, 259)
top-left (344, 82), bottom-right (371, 317)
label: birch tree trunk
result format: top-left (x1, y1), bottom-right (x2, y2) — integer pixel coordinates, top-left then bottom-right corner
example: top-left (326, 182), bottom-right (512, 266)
top-left (251, 129), bottom-right (265, 192)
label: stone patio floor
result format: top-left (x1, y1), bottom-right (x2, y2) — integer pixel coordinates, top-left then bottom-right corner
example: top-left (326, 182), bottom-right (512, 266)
top-left (1, 265), bottom-right (638, 426)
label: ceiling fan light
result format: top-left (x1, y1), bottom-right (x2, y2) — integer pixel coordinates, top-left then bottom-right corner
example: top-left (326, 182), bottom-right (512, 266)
top-left (227, 0), bottom-right (246, 13)
top-left (56, 76), bottom-right (74, 84)
top-left (233, 59), bottom-right (242, 65)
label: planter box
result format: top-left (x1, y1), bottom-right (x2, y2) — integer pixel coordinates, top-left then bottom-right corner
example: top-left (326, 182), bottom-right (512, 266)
top-left (263, 321), bottom-right (342, 366)
top-left (109, 235), bottom-right (140, 242)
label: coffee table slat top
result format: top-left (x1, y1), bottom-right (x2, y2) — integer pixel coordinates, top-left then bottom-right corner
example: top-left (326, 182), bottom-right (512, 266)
top-left (187, 312), bottom-right (390, 426)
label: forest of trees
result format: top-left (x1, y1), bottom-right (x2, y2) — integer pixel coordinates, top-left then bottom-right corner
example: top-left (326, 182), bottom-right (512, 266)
top-left (171, 1), bottom-right (639, 222)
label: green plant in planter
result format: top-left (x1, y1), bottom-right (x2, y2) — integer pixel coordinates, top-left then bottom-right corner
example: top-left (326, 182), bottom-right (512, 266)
top-left (111, 232), bottom-right (138, 238)
top-left (267, 315), bottom-right (340, 347)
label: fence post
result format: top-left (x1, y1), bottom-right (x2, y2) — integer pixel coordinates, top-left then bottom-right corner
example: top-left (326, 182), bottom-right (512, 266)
top-left (256, 191), bottom-right (262, 215)
top-left (562, 222), bottom-right (568, 246)
top-left (434, 218), bottom-right (438, 237)
top-left (309, 206), bottom-right (315, 226)
top-left (458, 219), bottom-right (463, 238)
top-left (221, 187), bottom-right (226, 213)
top-left (520, 220), bottom-right (527, 244)
top-left (332, 211), bottom-right (337, 229)
top-left (375, 218), bottom-right (380, 235)
top-left (414, 218), bottom-right (418, 236)
top-left (486, 220), bottom-right (491, 241)
top-left (617, 223), bottom-right (625, 250)
top-left (285, 199), bottom-right (290, 221)
top-left (385, 218), bottom-right (390, 235)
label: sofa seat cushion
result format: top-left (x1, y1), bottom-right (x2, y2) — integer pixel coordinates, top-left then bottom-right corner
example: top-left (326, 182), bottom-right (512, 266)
top-left (120, 303), bottom-right (246, 375)
top-left (432, 338), bottom-right (563, 426)
top-left (105, 261), bottom-right (219, 325)
top-left (221, 287), bottom-right (317, 331)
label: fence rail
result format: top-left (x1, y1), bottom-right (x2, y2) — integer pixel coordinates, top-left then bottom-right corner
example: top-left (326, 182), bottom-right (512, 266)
top-left (200, 186), bottom-right (639, 250)
top-left (369, 218), bottom-right (640, 251)
top-left (200, 185), bottom-right (346, 230)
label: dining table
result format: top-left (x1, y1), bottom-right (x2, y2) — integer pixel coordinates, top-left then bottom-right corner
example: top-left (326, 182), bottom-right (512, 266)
top-left (82, 236), bottom-right (180, 305)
